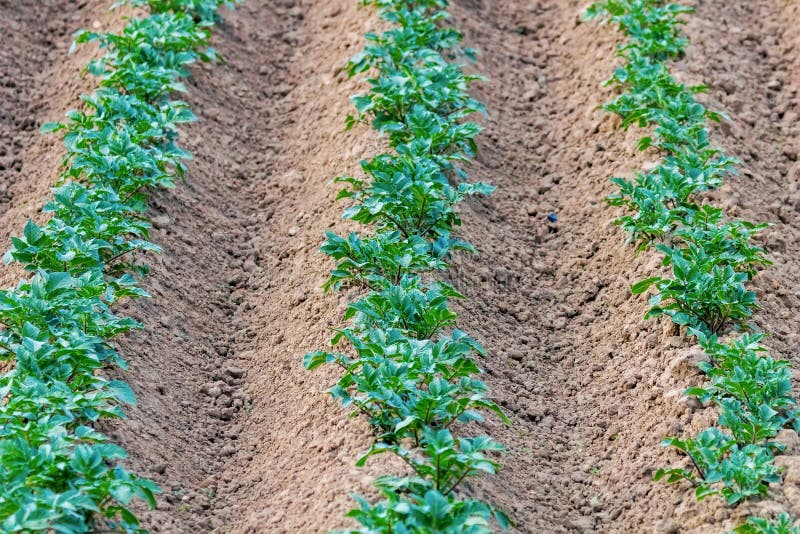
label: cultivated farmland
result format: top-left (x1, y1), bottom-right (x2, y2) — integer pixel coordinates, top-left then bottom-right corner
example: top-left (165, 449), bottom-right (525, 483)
top-left (2, 0), bottom-right (800, 532)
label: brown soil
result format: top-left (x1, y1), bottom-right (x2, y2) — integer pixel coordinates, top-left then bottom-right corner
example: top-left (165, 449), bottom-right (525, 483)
top-left (2, 0), bottom-right (800, 533)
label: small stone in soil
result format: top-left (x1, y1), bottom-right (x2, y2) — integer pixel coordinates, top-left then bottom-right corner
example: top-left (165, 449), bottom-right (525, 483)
top-left (243, 256), bottom-right (257, 273)
top-left (219, 444), bottom-right (237, 457)
top-left (152, 463), bottom-right (168, 475)
top-left (201, 383), bottom-right (222, 398)
top-left (152, 214), bottom-right (171, 229)
top-left (224, 366), bottom-right (246, 379)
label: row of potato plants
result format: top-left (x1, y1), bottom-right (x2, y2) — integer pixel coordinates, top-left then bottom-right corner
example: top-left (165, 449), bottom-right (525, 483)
top-left (304, 0), bottom-right (509, 531)
top-left (587, 1), bottom-right (799, 531)
top-left (0, 0), bottom-right (238, 531)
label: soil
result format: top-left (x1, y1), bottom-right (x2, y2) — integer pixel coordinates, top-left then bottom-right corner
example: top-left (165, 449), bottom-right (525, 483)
top-left (2, 0), bottom-right (799, 533)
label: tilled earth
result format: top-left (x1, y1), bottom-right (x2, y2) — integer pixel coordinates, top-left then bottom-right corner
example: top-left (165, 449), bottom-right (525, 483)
top-left (2, 0), bottom-right (800, 532)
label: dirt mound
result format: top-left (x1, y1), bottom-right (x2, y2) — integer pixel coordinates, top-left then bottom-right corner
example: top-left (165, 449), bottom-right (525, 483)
top-left (1, 0), bottom-right (798, 532)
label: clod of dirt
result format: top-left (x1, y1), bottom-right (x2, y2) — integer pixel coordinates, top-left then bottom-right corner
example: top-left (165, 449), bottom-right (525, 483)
top-left (152, 214), bottom-right (171, 229)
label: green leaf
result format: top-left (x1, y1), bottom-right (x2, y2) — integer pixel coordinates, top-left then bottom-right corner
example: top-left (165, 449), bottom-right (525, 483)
top-left (108, 380), bottom-right (137, 405)
top-left (631, 276), bottom-right (661, 295)
top-left (39, 122), bottom-right (63, 134)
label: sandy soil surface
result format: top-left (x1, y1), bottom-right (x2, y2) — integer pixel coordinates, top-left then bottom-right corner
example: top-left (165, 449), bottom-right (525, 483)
top-left (1, 0), bottom-right (799, 532)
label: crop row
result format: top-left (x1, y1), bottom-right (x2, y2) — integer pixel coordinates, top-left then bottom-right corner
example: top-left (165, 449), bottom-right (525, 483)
top-left (587, 1), bottom-right (798, 531)
top-left (303, 0), bottom-right (509, 531)
top-left (0, 1), bottom-right (237, 531)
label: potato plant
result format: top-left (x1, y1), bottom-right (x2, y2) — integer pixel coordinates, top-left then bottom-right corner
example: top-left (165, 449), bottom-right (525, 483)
top-left (0, 1), bottom-right (236, 532)
top-left (587, 0), bottom-right (798, 529)
top-left (735, 514), bottom-right (800, 534)
top-left (304, 0), bottom-right (508, 531)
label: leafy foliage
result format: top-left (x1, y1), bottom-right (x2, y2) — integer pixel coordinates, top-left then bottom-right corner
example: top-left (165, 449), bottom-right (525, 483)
top-left (342, 476), bottom-right (508, 534)
top-left (632, 244), bottom-right (757, 335)
top-left (588, 0), bottom-right (798, 528)
top-left (588, 0), bottom-right (765, 335)
top-left (0, 0), bottom-right (234, 531)
top-left (735, 514), bottom-right (800, 534)
top-left (654, 429), bottom-right (780, 505)
top-left (304, 0), bottom-right (507, 531)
